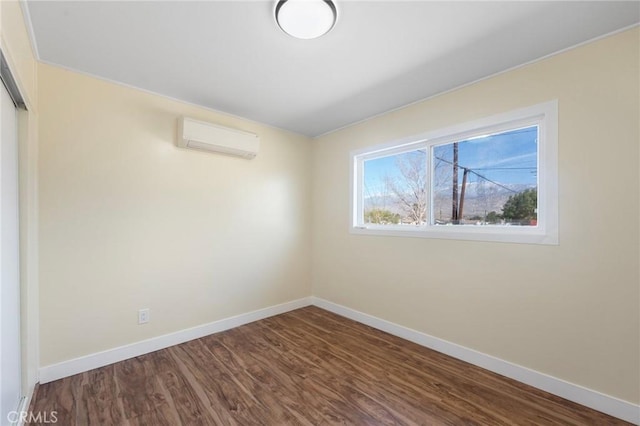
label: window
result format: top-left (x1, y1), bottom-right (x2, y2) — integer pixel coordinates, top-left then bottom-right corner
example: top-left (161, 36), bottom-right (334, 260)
top-left (351, 101), bottom-right (558, 244)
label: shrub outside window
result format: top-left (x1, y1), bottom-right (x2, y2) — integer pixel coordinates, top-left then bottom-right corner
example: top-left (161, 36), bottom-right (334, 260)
top-left (350, 101), bottom-right (558, 244)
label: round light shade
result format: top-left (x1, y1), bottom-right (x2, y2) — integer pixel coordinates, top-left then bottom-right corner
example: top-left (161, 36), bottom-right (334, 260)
top-left (275, 0), bottom-right (337, 40)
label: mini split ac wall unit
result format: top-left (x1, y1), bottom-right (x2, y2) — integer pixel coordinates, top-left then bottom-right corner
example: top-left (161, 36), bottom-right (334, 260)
top-left (177, 117), bottom-right (260, 159)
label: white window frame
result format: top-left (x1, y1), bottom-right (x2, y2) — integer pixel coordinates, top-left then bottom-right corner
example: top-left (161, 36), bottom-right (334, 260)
top-left (350, 100), bottom-right (558, 245)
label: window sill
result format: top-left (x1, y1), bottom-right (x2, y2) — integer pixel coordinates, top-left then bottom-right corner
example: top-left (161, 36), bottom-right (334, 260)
top-left (350, 225), bottom-right (558, 245)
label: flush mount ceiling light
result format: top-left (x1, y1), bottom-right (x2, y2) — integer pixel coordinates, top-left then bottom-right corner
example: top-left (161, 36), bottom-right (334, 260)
top-left (275, 0), bottom-right (337, 40)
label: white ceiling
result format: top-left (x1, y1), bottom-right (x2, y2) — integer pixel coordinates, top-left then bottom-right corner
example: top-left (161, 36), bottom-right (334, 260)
top-left (25, 1), bottom-right (639, 137)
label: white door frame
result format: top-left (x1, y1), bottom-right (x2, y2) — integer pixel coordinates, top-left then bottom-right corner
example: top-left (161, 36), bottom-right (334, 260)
top-left (1, 75), bottom-right (23, 426)
top-left (0, 48), bottom-right (28, 426)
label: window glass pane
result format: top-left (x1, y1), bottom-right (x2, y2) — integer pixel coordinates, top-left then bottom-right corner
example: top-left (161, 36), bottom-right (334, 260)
top-left (363, 149), bottom-right (427, 225)
top-left (432, 126), bottom-right (538, 226)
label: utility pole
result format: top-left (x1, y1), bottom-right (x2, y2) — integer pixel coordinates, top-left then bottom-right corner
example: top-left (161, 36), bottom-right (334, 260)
top-left (458, 167), bottom-right (469, 221)
top-left (452, 142), bottom-right (459, 224)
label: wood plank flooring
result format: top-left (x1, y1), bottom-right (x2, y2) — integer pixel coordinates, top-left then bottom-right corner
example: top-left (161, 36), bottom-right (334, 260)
top-left (28, 306), bottom-right (630, 425)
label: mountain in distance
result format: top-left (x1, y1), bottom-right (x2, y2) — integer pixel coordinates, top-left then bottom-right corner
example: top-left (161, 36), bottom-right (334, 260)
top-left (364, 181), bottom-right (536, 221)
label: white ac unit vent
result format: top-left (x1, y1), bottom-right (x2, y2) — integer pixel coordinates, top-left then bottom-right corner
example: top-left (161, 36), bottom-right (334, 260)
top-left (178, 117), bottom-right (259, 159)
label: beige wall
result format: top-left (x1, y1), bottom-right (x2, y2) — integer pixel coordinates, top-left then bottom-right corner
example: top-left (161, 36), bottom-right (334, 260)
top-left (312, 28), bottom-right (640, 404)
top-left (24, 10), bottom-right (640, 408)
top-left (38, 64), bottom-right (312, 366)
top-left (1, 1), bottom-right (37, 105)
top-left (1, 0), bottom-right (40, 398)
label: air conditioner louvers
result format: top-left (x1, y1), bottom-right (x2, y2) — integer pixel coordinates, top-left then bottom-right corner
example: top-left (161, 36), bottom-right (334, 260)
top-left (178, 117), bottom-right (259, 159)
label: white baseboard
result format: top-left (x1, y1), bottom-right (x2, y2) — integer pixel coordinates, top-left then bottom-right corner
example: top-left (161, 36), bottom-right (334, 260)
top-left (37, 295), bottom-right (639, 424)
top-left (13, 395), bottom-right (28, 426)
top-left (39, 297), bottom-right (312, 384)
top-left (13, 375), bottom-right (38, 426)
top-left (311, 297), bottom-right (639, 425)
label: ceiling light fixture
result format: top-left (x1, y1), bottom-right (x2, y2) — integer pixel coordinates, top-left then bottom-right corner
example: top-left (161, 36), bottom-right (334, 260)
top-left (275, 0), bottom-right (337, 40)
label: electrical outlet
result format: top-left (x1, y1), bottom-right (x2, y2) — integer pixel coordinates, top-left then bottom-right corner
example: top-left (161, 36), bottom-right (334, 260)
top-left (138, 308), bottom-right (150, 325)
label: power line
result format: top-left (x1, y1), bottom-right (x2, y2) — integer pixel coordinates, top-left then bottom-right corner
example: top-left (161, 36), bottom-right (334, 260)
top-left (434, 155), bottom-right (519, 194)
top-left (470, 170), bottom-right (518, 193)
top-left (473, 167), bottom-right (536, 171)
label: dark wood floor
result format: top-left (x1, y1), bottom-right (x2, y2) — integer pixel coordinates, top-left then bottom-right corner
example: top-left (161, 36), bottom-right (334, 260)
top-left (29, 306), bottom-right (629, 425)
